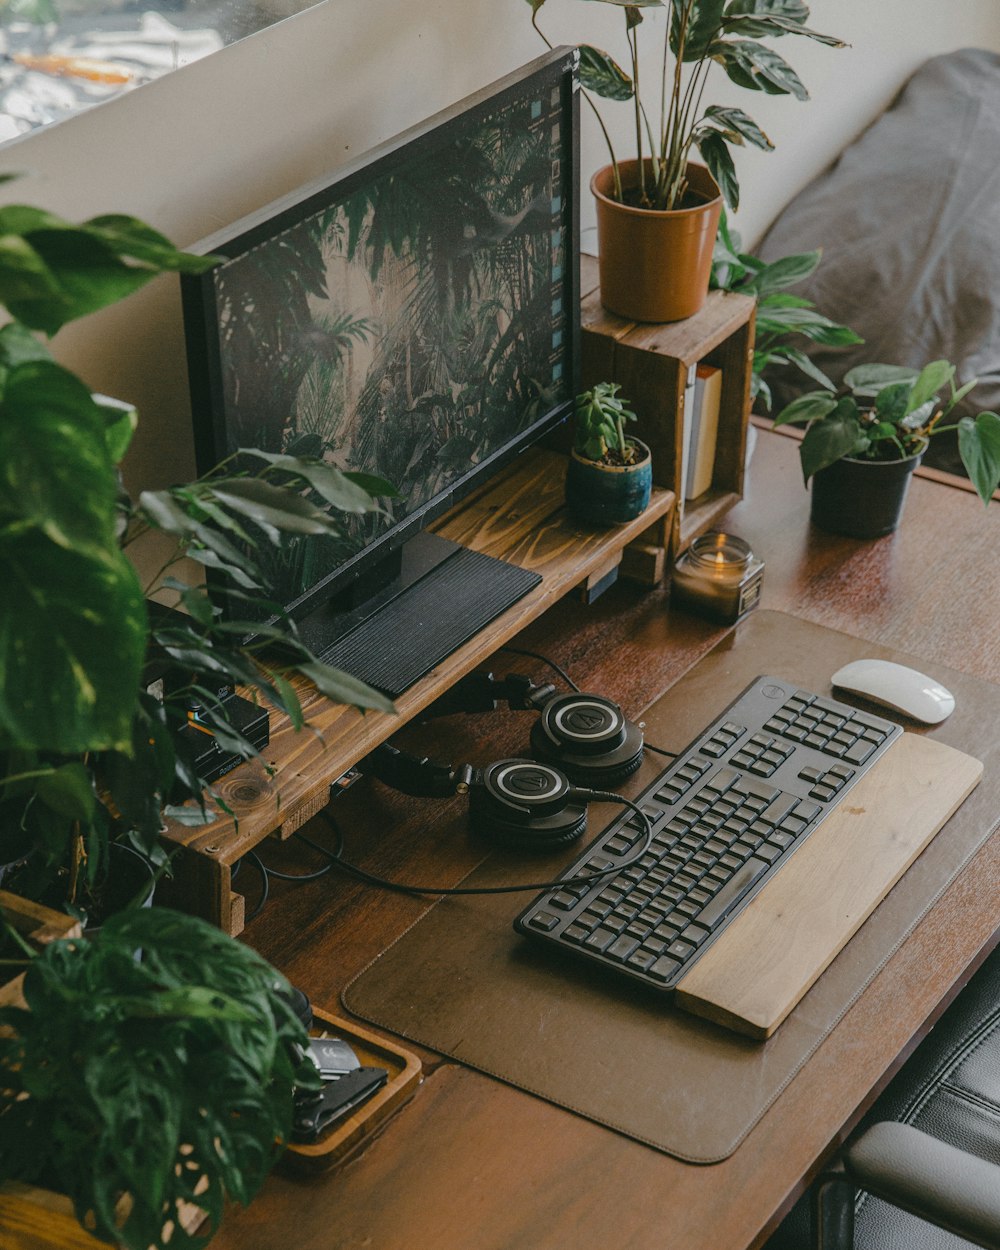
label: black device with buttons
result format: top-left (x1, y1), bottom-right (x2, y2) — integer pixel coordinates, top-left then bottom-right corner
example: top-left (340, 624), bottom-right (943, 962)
top-left (514, 675), bottom-right (903, 993)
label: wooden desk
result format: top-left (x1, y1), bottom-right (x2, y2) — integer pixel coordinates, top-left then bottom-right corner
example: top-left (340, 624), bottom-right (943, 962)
top-left (212, 426), bottom-right (1000, 1250)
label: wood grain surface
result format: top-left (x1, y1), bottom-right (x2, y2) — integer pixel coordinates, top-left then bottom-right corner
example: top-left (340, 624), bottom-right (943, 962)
top-left (208, 426), bottom-right (1000, 1250)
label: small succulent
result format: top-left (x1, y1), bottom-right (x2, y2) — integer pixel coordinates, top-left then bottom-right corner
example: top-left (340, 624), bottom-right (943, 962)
top-left (574, 382), bottom-right (642, 465)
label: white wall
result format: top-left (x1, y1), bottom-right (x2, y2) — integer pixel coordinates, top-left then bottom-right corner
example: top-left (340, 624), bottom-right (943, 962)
top-left (2, 0), bottom-right (998, 493)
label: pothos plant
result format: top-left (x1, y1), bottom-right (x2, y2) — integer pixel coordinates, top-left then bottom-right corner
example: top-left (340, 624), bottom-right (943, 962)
top-left (0, 202), bottom-right (394, 919)
top-left (0, 201), bottom-right (392, 1245)
top-left (773, 360), bottom-right (1000, 503)
top-left (710, 209), bottom-right (863, 411)
top-left (527, 0), bottom-right (843, 210)
top-left (574, 381), bottom-right (645, 465)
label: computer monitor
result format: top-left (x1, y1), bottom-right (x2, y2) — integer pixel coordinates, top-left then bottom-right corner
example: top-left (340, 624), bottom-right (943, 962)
top-left (181, 47), bottom-right (580, 696)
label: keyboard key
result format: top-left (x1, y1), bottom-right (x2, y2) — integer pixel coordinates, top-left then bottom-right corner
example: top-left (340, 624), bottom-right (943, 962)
top-left (526, 909), bottom-right (560, 931)
top-left (648, 955), bottom-right (682, 983)
top-left (608, 935), bottom-right (640, 962)
top-left (698, 857), bottom-right (770, 929)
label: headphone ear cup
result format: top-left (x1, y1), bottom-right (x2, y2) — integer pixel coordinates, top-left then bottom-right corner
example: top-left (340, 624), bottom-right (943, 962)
top-left (469, 759), bottom-right (588, 851)
top-left (530, 693), bottom-right (644, 788)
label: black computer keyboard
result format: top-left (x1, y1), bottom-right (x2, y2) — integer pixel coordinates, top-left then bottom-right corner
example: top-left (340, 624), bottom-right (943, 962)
top-left (514, 675), bottom-right (904, 993)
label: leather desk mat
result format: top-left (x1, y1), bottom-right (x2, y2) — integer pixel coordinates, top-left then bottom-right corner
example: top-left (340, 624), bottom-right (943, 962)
top-left (342, 611), bottom-right (1000, 1163)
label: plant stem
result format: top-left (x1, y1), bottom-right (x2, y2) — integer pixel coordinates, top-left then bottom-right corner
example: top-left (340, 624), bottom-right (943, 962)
top-left (0, 766), bottom-right (57, 787)
top-left (629, 18), bottom-right (646, 203)
top-left (532, 9), bottom-right (621, 200)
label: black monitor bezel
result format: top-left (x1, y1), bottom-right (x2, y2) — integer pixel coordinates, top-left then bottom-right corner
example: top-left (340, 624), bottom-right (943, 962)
top-left (180, 47), bottom-right (580, 625)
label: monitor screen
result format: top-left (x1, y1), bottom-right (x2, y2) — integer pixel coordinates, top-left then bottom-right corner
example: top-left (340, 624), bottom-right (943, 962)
top-left (181, 49), bottom-right (580, 690)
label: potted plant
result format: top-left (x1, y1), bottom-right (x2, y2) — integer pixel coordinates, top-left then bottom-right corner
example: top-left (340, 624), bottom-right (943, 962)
top-left (0, 199), bottom-right (393, 1245)
top-left (0, 907), bottom-right (319, 1250)
top-left (773, 360), bottom-right (1000, 537)
top-left (566, 381), bottom-right (652, 523)
top-left (528, 0), bottom-right (844, 321)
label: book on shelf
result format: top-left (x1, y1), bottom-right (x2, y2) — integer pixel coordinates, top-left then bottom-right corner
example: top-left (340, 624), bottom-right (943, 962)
top-left (678, 363), bottom-right (697, 512)
top-left (685, 363), bottom-right (723, 501)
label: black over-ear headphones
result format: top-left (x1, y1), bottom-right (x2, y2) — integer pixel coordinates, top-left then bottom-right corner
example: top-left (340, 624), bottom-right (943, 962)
top-left (356, 671), bottom-right (644, 851)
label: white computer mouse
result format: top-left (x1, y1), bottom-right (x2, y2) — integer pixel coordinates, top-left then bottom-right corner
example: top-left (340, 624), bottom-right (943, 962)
top-left (831, 659), bottom-right (955, 725)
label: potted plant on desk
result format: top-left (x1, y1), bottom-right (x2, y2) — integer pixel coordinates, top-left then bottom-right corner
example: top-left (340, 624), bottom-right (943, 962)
top-left (774, 360), bottom-right (1000, 537)
top-left (566, 381), bottom-right (652, 523)
top-left (527, 0), bottom-right (843, 322)
top-left (0, 200), bottom-right (392, 1247)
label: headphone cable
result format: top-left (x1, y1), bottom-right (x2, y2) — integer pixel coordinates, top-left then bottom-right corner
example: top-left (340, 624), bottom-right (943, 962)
top-left (304, 791), bottom-right (653, 898)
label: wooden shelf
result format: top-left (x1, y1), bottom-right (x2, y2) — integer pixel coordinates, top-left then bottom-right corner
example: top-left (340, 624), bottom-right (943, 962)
top-left (157, 447), bottom-right (675, 934)
top-left (580, 253), bottom-right (755, 553)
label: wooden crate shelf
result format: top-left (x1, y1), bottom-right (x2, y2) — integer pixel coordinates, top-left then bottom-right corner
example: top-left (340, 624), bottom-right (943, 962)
top-left (157, 447), bottom-right (675, 934)
top-left (580, 253), bottom-right (755, 554)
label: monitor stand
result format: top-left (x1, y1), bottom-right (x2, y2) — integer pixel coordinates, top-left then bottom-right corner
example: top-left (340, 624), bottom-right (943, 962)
top-left (293, 532), bottom-right (541, 698)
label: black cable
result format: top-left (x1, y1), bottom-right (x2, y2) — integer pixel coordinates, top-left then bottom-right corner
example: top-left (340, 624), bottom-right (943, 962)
top-left (308, 791), bottom-right (653, 897)
top-left (644, 742), bottom-right (678, 760)
top-left (500, 644), bottom-right (581, 692)
top-left (259, 859), bottom-right (335, 882)
top-left (241, 850), bottom-right (270, 921)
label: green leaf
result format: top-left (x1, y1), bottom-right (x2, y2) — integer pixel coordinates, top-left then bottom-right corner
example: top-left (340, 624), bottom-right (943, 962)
top-left (0, 234), bottom-right (61, 308)
top-left (83, 215), bottom-right (218, 274)
top-left (343, 470), bottom-right (399, 498)
top-left (0, 533), bottom-right (146, 753)
top-left (4, 229), bottom-right (153, 335)
top-left (873, 381), bottom-right (912, 425)
top-left (723, 11), bottom-right (844, 47)
top-left (843, 363), bottom-right (920, 397)
top-left (701, 104), bottom-right (773, 150)
top-left (94, 393), bottom-right (138, 465)
top-left (779, 347), bottom-right (837, 391)
top-left (725, 0), bottom-right (808, 19)
top-left (35, 762), bottom-right (96, 822)
top-left (714, 39), bottom-right (809, 98)
top-left (742, 248), bottom-right (820, 295)
top-left (800, 399), bottom-right (864, 481)
top-left (0, 321), bottom-right (53, 371)
top-left (236, 450), bottom-right (384, 514)
top-left (207, 479), bottom-right (337, 542)
top-left (0, 361), bottom-right (118, 552)
top-left (772, 390), bottom-right (837, 427)
top-left (578, 45), bottom-right (634, 100)
top-left (295, 660), bottom-right (395, 715)
top-left (754, 305), bottom-right (857, 343)
top-left (163, 802), bottom-right (220, 826)
top-left (958, 412), bottom-right (1000, 505)
top-left (671, 0), bottom-right (727, 60)
top-left (697, 130), bottom-right (739, 209)
top-left (906, 359), bottom-right (954, 414)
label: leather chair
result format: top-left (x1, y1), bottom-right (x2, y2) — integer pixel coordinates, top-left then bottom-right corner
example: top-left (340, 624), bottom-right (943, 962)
top-left (765, 941), bottom-right (1000, 1250)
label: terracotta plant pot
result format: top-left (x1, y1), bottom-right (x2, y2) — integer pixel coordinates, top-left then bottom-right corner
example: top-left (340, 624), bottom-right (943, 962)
top-left (591, 160), bottom-right (722, 323)
top-left (810, 443), bottom-right (926, 539)
top-left (565, 439), bottom-right (652, 525)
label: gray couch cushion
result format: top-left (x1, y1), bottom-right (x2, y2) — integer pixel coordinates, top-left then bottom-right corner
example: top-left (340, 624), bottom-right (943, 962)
top-left (757, 48), bottom-right (1000, 470)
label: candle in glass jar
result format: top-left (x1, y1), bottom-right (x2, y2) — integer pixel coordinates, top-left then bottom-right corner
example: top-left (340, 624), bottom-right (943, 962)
top-left (671, 532), bottom-right (764, 625)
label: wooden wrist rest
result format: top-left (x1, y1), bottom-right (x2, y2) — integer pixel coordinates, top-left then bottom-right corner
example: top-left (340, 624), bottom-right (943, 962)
top-left (675, 732), bottom-right (983, 1039)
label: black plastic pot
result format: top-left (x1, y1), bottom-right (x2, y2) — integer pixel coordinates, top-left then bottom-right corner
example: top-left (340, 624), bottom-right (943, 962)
top-left (809, 444), bottom-right (925, 539)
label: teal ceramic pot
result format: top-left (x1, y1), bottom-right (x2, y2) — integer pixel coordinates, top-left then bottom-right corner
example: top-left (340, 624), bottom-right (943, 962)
top-left (810, 442), bottom-right (926, 539)
top-left (566, 439), bottom-right (652, 525)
